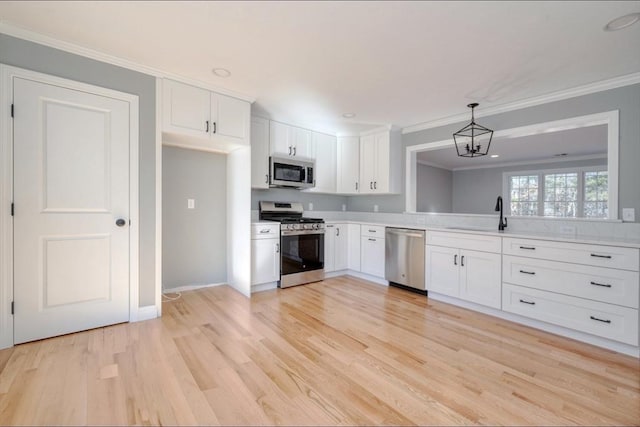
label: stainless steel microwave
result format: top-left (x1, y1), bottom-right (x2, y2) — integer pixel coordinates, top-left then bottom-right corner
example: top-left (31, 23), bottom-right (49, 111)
top-left (269, 156), bottom-right (315, 189)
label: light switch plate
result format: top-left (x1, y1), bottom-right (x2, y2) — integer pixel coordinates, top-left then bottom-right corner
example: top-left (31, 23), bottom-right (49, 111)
top-left (342, 204), bottom-right (346, 212)
top-left (622, 208), bottom-right (635, 222)
top-left (373, 205), bottom-right (379, 212)
top-left (308, 202), bottom-right (313, 211)
top-left (187, 199), bottom-right (195, 209)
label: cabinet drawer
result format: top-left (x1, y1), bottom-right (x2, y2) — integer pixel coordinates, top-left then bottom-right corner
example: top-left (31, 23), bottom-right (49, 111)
top-left (503, 256), bottom-right (639, 309)
top-left (502, 284), bottom-right (639, 346)
top-left (251, 223), bottom-right (280, 239)
top-left (503, 238), bottom-right (639, 271)
top-left (361, 225), bottom-right (385, 238)
top-left (427, 231), bottom-right (501, 254)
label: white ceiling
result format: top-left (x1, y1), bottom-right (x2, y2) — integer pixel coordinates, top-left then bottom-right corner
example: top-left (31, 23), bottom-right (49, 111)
top-left (0, 1), bottom-right (639, 135)
top-left (416, 124), bottom-right (608, 170)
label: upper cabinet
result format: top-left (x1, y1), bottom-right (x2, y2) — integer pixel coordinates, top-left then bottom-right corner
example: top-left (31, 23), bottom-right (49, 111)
top-left (337, 136), bottom-right (360, 194)
top-left (269, 121), bottom-right (312, 158)
top-left (251, 116), bottom-right (270, 189)
top-left (162, 79), bottom-right (250, 152)
top-left (305, 132), bottom-right (337, 193)
top-left (359, 130), bottom-right (401, 194)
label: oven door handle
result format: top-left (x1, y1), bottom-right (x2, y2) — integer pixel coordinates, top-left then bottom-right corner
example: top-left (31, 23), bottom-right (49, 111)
top-left (281, 230), bottom-right (325, 236)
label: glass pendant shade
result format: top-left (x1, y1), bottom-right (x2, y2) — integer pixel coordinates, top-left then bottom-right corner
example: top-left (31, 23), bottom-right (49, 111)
top-left (453, 103), bottom-right (494, 158)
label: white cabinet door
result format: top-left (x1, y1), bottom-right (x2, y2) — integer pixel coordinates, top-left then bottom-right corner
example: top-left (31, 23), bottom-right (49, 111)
top-left (359, 134), bottom-right (376, 194)
top-left (426, 245), bottom-right (460, 297)
top-left (307, 132), bottom-right (336, 193)
top-left (212, 92), bottom-right (249, 144)
top-left (459, 250), bottom-right (502, 309)
top-left (163, 79), bottom-right (210, 137)
top-left (324, 224), bottom-right (336, 273)
top-left (374, 131), bottom-right (391, 193)
top-left (251, 238), bottom-right (280, 285)
top-left (361, 236), bottom-right (385, 278)
top-left (334, 224), bottom-right (349, 271)
top-left (337, 136), bottom-right (360, 194)
top-left (251, 116), bottom-right (270, 189)
top-left (270, 121), bottom-right (294, 156)
top-left (293, 127), bottom-right (312, 158)
top-left (348, 224), bottom-right (361, 271)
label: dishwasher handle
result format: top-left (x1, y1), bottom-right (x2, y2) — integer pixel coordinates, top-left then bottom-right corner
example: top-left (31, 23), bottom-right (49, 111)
top-left (386, 229), bottom-right (425, 239)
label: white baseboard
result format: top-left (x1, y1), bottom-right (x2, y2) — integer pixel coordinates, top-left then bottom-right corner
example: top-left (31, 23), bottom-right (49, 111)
top-left (336, 270), bottom-right (388, 286)
top-left (135, 305), bottom-right (159, 322)
top-left (163, 282), bottom-right (226, 293)
top-left (428, 292), bottom-right (640, 358)
top-left (251, 282), bottom-right (278, 293)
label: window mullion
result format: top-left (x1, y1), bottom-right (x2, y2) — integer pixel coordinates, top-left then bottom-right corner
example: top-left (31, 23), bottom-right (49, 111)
top-left (538, 173), bottom-right (544, 216)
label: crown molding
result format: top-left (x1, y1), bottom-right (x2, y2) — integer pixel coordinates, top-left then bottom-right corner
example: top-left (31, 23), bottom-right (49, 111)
top-left (402, 72), bottom-right (640, 135)
top-left (0, 21), bottom-right (256, 103)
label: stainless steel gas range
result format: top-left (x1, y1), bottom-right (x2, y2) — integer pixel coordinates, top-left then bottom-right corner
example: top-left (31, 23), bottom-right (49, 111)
top-left (259, 201), bottom-right (325, 288)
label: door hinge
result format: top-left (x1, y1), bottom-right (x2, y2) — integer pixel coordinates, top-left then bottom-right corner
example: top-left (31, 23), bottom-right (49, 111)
top-left (10, 104), bottom-right (14, 118)
top-left (11, 203), bottom-right (14, 216)
top-left (11, 301), bottom-right (14, 315)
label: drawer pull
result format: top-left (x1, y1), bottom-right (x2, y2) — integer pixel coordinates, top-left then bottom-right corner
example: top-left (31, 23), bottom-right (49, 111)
top-left (519, 299), bottom-right (536, 305)
top-left (590, 316), bottom-right (611, 324)
top-left (590, 281), bottom-right (612, 288)
top-left (519, 270), bottom-right (536, 275)
top-left (368, 229), bottom-right (377, 233)
top-left (259, 229), bottom-right (271, 234)
top-left (590, 253), bottom-right (612, 259)
top-left (368, 238), bottom-right (376, 242)
top-left (519, 246), bottom-right (536, 250)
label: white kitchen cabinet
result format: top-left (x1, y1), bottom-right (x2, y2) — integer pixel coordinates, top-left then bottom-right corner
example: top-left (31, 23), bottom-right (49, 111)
top-left (251, 238), bottom-right (280, 285)
top-left (269, 121), bottom-right (312, 158)
top-left (324, 224), bottom-right (348, 273)
top-left (360, 229), bottom-right (385, 278)
top-left (251, 116), bottom-right (270, 189)
top-left (306, 132), bottom-right (336, 193)
top-left (347, 224), bottom-right (361, 271)
top-left (425, 232), bottom-right (502, 309)
top-left (162, 79), bottom-right (250, 151)
top-left (337, 136), bottom-right (360, 194)
top-left (358, 130), bottom-right (400, 194)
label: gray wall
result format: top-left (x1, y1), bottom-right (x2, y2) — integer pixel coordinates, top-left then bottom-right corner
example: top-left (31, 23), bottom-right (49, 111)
top-left (349, 84), bottom-right (640, 221)
top-left (252, 188), bottom-right (348, 212)
top-left (162, 146), bottom-right (227, 289)
top-left (0, 34), bottom-right (158, 305)
top-left (451, 158), bottom-right (607, 214)
top-left (416, 163), bottom-right (452, 213)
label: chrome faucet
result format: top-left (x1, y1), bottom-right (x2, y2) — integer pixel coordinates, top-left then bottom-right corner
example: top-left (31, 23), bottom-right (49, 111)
top-left (495, 196), bottom-right (507, 231)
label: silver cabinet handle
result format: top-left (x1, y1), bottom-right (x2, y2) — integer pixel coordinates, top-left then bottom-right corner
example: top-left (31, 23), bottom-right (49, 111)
top-left (590, 281), bottom-right (612, 288)
top-left (275, 243), bottom-right (280, 253)
top-left (288, 146), bottom-right (292, 155)
top-left (519, 299), bottom-right (535, 305)
top-left (336, 228), bottom-right (340, 236)
top-left (591, 253), bottom-right (612, 259)
top-left (293, 146), bottom-right (297, 156)
top-left (355, 182), bottom-right (358, 191)
top-left (454, 254), bottom-right (457, 265)
top-left (519, 246), bottom-right (536, 250)
top-left (212, 122), bottom-right (217, 134)
top-left (460, 255), bottom-right (465, 266)
top-left (368, 229), bottom-right (376, 233)
top-left (370, 182), bottom-right (373, 189)
top-left (205, 120), bottom-right (209, 133)
top-left (374, 181), bottom-right (377, 190)
top-left (368, 238), bottom-right (376, 242)
top-left (260, 229), bottom-right (270, 234)
top-left (265, 174), bottom-right (269, 184)
top-left (590, 315), bottom-right (611, 324)
top-left (519, 270), bottom-right (536, 275)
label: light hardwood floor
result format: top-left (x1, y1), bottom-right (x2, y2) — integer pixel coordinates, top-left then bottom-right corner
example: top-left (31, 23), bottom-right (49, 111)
top-left (0, 275), bottom-right (638, 425)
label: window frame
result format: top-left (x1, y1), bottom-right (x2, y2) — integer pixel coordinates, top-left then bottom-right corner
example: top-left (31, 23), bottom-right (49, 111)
top-left (503, 165), bottom-right (608, 219)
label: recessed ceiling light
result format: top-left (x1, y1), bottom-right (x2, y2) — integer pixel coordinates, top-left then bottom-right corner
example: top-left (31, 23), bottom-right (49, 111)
top-left (342, 113), bottom-right (356, 119)
top-left (212, 68), bottom-right (231, 78)
top-left (490, 154), bottom-right (499, 158)
top-left (604, 13), bottom-right (640, 31)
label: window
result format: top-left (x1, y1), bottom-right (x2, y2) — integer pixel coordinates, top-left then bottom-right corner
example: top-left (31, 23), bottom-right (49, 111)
top-left (505, 167), bottom-right (608, 219)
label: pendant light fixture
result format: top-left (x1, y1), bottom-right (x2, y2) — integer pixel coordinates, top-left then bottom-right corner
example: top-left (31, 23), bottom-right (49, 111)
top-left (453, 103), bottom-right (494, 158)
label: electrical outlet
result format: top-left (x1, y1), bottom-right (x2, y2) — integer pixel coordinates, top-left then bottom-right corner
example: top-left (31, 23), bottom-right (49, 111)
top-left (416, 216), bottom-right (426, 225)
top-left (342, 204), bottom-right (346, 212)
top-left (308, 202), bottom-right (313, 211)
top-left (559, 225), bottom-right (576, 235)
top-left (373, 204), bottom-right (379, 212)
top-left (623, 208), bottom-right (635, 222)
top-left (187, 199), bottom-right (195, 209)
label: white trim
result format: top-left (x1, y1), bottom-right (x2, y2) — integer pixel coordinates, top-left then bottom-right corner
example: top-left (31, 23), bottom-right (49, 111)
top-left (428, 292), bottom-right (639, 358)
top-left (251, 282), bottom-right (278, 293)
top-left (136, 305), bottom-right (158, 322)
top-left (155, 78), bottom-right (163, 317)
top-left (163, 282), bottom-right (227, 293)
top-left (0, 64), bottom-right (140, 347)
top-left (0, 22), bottom-right (256, 103)
top-left (405, 111), bottom-right (620, 220)
top-left (451, 154), bottom-right (607, 172)
top-left (402, 72), bottom-right (640, 134)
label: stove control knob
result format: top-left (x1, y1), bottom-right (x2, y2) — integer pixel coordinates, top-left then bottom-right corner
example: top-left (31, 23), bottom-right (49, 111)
top-left (313, 223), bottom-right (320, 229)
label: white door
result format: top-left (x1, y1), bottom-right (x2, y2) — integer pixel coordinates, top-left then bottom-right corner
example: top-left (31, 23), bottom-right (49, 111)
top-left (163, 79), bottom-right (210, 137)
top-left (459, 250), bottom-right (502, 309)
top-left (269, 121), bottom-right (293, 156)
top-left (347, 224), bottom-right (361, 271)
top-left (250, 116), bottom-right (270, 189)
top-left (306, 132), bottom-right (336, 193)
top-left (251, 239), bottom-right (280, 285)
top-left (334, 224), bottom-right (348, 271)
top-left (359, 135), bottom-right (376, 194)
top-left (211, 92), bottom-right (249, 143)
top-left (13, 78), bottom-right (131, 344)
top-left (374, 132), bottom-right (390, 193)
top-left (425, 246), bottom-right (460, 297)
top-left (337, 136), bottom-right (360, 194)
top-left (293, 127), bottom-right (312, 158)
top-left (324, 224), bottom-right (336, 273)
top-left (361, 236), bottom-right (385, 278)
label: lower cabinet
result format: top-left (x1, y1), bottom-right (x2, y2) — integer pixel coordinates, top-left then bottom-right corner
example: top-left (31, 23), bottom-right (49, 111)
top-left (361, 235), bottom-right (385, 278)
top-left (426, 241), bottom-right (502, 309)
top-left (251, 238), bottom-right (280, 286)
top-left (347, 224), bottom-right (361, 271)
top-left (324, 224), bottom-right (348, 273)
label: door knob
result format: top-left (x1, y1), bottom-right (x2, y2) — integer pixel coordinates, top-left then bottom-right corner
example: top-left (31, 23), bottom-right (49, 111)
top-left (116, 218), bottom-right (127, 227)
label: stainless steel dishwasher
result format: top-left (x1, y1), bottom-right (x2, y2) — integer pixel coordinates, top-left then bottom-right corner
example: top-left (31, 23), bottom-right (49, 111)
top-left (385, 227), bottom-right (426, 293)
